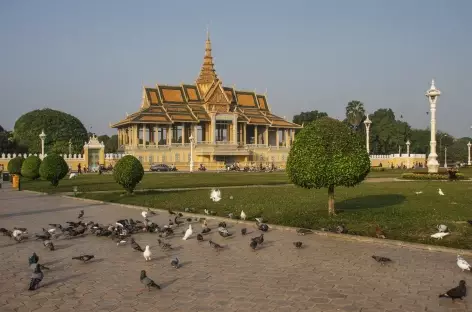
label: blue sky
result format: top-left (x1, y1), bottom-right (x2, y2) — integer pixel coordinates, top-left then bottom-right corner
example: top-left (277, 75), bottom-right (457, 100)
top-left (1, 0), bottom-right (471, 137)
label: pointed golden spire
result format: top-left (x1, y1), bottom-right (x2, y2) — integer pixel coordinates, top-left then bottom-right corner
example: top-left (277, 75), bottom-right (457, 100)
top-left (196, 27), bottom-right (219, 96)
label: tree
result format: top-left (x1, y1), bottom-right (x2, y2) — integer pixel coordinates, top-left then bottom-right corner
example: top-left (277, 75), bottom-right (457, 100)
top-left (444, 137), bottom-right (471, 164)
top-left (39, 154), bottom-right (69, 186)
top-left (13, 109), bottom-right (88, 154)
top-left (286, 117), bottom-right (370, 215)
top-left (345, 100), bottom-right (366, 130)
top-left (105, 135), bottom-right (118, 153)
top-left (113, 155), bottom-right (144, 193)
top-left (292, 111), bottom-right (328, 126)
top-left (7, 157), bottom-right (24, 175)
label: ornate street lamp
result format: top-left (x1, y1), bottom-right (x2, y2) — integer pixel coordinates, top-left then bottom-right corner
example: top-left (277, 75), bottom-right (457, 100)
top-left (467, 141), bottom-right (471, 166)
top-left (406, 140), bottom-right (411, 168)
top-left (189, 134), bottom-right (195, 172)
top-left (363, 115), bottom-right (372, 154)
top-left (68, 138), bottom-right (72, 156)
top-left (425, 79), bottom-right (441, 173)
top-left (39, 130), bottom-right (46, 160)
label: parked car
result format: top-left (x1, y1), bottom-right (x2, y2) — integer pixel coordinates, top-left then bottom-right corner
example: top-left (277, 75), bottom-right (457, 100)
top-left (150, 164), bottom-right (171, 172)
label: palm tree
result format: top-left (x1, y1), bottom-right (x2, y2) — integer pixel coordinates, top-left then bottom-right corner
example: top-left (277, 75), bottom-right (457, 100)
top-left (345, 100), bottom-right (366, 130)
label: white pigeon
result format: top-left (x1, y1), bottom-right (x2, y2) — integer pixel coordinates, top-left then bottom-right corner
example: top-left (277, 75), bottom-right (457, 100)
top-left (437, 224), bottom-right (448, 233)
top-left (116, 240), bottom-right (127, 246)
top-left (141, 211), bottom-right (148, 219)
top-left (210, 189), bottom-right (222, 202)
top-left (143, 245), bottom-right (152, 261)
top-left (12, 229), bottom-right (24, 238)
top-left (204, 209), bottom-right (210, 215)
top-left (456, 255), bottom-right (471, 272)
top-left (47, 228), bottom-right (56, 234)
top-left (240, 210), bottom-right (247, 221)
top-left (415, 191), bottom-right (423, 195)
top-left (69, 173), bottom-right (77, 179)
top-left (438, 188), bottom-right (445, 196)
top-left (430, 232), bottom-right (449, 239)
top-left (182, 224), bottom-right (193, 240)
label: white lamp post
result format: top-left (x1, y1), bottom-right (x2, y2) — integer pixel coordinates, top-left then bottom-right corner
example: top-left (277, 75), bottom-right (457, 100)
top-left (363, 115), bottom-right (372, 154)
top-left (406, 140), bottom-right (411, 168)
top-left (467, 141), bottom-right (471, 166)
top-left (425, 79), bottom-right (441, 173)
top-left (68, 139), bottom-right (72, 156)
top-left (39, 130), bottom-right (46, 160)
top-left (444, 146), bottom-right (447, 168)
top-left (189, 134), bottom-right (195, 172)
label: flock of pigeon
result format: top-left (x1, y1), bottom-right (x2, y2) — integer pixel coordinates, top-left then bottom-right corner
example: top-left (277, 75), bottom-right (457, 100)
top-left (0, 188), bottom-right (471, 302)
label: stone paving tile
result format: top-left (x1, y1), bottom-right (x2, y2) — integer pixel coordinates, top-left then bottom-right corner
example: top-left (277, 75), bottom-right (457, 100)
top-left (0, 187), bottom-right (471, 312)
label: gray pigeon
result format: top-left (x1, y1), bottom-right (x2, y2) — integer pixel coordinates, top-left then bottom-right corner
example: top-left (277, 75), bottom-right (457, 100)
top-left (171, 257), bottom-right (180, 269)
top-left (140, 270), bottom-right (160, 291)
top-left (28, 264), bottom-right (43, 291)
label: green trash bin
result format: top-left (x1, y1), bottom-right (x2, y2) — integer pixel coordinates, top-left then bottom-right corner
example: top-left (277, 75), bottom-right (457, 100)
top-left (3, 172), bottom-right (10, 182)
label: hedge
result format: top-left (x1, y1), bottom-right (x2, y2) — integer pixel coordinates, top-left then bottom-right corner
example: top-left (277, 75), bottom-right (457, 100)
top-left (401, 172), bottom-right (467, 180)
top-left (21, 155), bottom-right (42, 179)
top-left (113, 155), bottom-right (144, 193)
top-left (7, 157), bottom-right (24, 175)
top-left (39, 154), bottom-right (69, 186)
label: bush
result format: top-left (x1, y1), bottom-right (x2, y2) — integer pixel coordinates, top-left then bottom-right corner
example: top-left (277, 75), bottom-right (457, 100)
top-left (21, 155), bottom-right (42, 179)
top-left (7, 157), bottom-right (24, 175)
top-left (113, 155), bottom-right (144, 193)
top-left (370, 167), bottom-right (386, 172)
top-left (39, 154), bottom-right (69, 186)
top-left (401, 172), bottom-right (467, 180)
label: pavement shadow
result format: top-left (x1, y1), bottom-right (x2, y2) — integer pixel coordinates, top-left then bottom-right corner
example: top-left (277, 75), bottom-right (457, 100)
top-left (42, 273), bottom-right (85, 288)
top-left (53, 243), bottom-right (74, 250)
top-left (336, 194), bottom-right (406, 211)
top-left (160, 278), bottom-right (179, 289)
top-left (178, 261), bottom-right (192, 268)
top-left (0, 203), bottom-right (104, 219)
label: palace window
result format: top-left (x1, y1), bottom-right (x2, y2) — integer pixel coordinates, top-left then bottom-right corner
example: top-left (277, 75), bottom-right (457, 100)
top-left (215, 121), bottom-right (230, 142)
top-left (158, 127), bottom-right (167, 145)
top-left (172, 124), bottom-right (183, 144)
top-left (196, 122), bottom-right (206, 142)
top-left (278, 129), bottom-right (285, 146)
top-left (175, 153), bottom-right (180, 162)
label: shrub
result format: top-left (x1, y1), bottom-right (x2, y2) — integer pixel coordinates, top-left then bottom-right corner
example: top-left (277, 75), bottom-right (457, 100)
top-left (370, 167), bottom-right (386, 172)
top-left (39, 154), bottom-right (69, 186)
top-left (287, 117), bottom-right (370, 215)
top-left (7, 156), bottom-right (24, 175)
top-left (21, 155), bottom-right (42, 179)
top-left (113, 155), bottom-right (144, 193)
top-left (401, 173), bottom-right (467, 180)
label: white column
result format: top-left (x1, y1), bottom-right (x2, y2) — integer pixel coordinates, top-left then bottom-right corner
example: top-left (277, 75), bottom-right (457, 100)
top-left (426, 79), bottom-right (441, 173)
top-left (285, 129), bottom-right (289, 147)
top-left (143, 124), bottom-right (147, 148)
top-left (155, 126), bottom-right (159, 147)
top-left (265, 126), bottom-right (269, 146)
top-left (168, 125), bottom-right (173, 145)
top-left (468, 141), bottom-right (471, 166)
top-left (444, 147), bottom-right (447, 168)
top-left (406, 140), bottom-right (411, 168)
top-left (275, 128), bottom-right (279, 148)
top-left (243, 123), bottom-right (247, 145)
top-left (39, 130), bottom-right (46, 160)
top-left (364, 115), bottom-right (372, 154)
top-left (232, 115), bottom-right (238, 145)
top-left (254, 126), bottom-right (258, 144)
top-left (211, 114), bottom-right (216, 144)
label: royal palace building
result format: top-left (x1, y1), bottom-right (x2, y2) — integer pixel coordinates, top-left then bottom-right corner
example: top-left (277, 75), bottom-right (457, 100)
top-left (111, 34), bottom-right (302, 170)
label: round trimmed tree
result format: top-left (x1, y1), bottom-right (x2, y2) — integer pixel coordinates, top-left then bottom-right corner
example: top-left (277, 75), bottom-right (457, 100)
top-left (287, 117), bottom-right (370, 215)
top-left (7, 156), bottom-right (24, 175)
top-left (39, 154), bottom-right (69, 186)
top-left (21, 155), bottom-right (42, 179)
top-left (113, 155), bottom-right (144, 194)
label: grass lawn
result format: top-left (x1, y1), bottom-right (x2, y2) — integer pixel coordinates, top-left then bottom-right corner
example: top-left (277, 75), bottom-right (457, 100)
top-left (79, 181), bottom-right (472, 249)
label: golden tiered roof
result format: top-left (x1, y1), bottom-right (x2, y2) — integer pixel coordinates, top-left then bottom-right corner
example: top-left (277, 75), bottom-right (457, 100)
top-left (112, 33), bottom-right (301, 129)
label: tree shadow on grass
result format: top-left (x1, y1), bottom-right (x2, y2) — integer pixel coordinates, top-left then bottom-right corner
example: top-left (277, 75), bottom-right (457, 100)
top-left (336, 194), bottom-right (406, 211)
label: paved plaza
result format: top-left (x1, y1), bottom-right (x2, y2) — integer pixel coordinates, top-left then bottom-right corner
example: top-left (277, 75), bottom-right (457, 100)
top-left (0, 186), bottom-right (470, 312)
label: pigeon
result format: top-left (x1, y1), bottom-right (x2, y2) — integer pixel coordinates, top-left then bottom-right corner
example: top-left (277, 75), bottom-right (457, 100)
top-left (467, 220), bottom-right (472, 226)
top-left (250, 240), bottom-right (258, 251)
top-left (293, 241), bottom-right (303, 248)
top-left (437, 224), bottom-right (448, 233)
top-left (182, 225), bottom-right (193, 240)
top-left (372, 255), bottom-right (392, 265)
top-left (143, 245), bottom-right (152, 261)
top-left (255, 217), bottom-right (265, 224)
top-left (228, 213), bottom-right (234, 219)
top-left (210, 189), bottom-right (221, 202)
top-left (140, 270), bottom-right (161, 291)
top-left (78, 210), bottom-right (84, 219)
top-left (415, 191), bottom-right (423, 195)
top-left (12, 229), bottom-right (27, 242)
top-left (197, 234), bottom-right (204, 242)
top-left (229, 195), bottom-right (233, 200)
top-left (28, 253), bottom-right (39, 267)
top-left (147, 208), bottom-right (157, 216)
top-left (457, 255), bottom-right (471, 272)
top-left (204, 209), bottom-right (210, 215)
top-left (43, 240), bottom-right (54, 251)
top-left (69, 173), bottom-right (77, 179)
top-left (297, 228), bottom-right (313, 236)
top-left (241, 228), bottom-right (247, 235)
top-left (218, 222), bottom-right (227, 228)
top-left (258, 223), bottom-right (269, 232)
top-left (375, 226), bottom-right (386, 239)
top-left (201, 226), bottom-right (211, 234)
top-left (209, 240), bottom-right (224, 251)
top-left (168, 208), bottom-right (176, 215)
top-left (439, 280), bottom-right (467, 301)
top-left (438, 188), bottom-right (445, 196)
top-left (171, 257), bottom-right (180, 269)
top-left (157, 239), bottom-right (172, 250)
top-left (28, 263), bottom-right (43, 291)
top-left (141, 211), bottom-right (148, 219)
top-left (218, 227), bottom-right (232, 238)
top-left (251, 234), bottom-right (264, 245)
top-left (335, 225), bottom-right (347, 234)
top-left (240, 210), bottom-right (247, 221)
top-left (72, 255), bottom-right (95, 263)
top-left (174, 216), bottom-right (184, 227)
top-left (116, 240), bottom-right (127, 246)
top-left (431, 232), bottom-right (449, 239)
top-left (184, 207), bottom-right (195, 213)
top-left (131, 238), bottom-right (144, 252)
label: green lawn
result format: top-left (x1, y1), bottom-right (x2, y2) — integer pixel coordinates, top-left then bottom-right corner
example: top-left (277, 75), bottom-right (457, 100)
top-left (78, 181), bottom-right (472, 249)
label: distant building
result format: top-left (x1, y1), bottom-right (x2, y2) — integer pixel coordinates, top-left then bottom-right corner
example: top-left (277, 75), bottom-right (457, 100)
top-left (111, 33), bottom-right (301, 170)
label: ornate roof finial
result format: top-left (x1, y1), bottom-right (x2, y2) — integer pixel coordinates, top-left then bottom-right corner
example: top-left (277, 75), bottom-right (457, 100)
top-left (196, 26), bottom-right (219, 96)
top-left (430, 78), bottom-right (436, 90)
